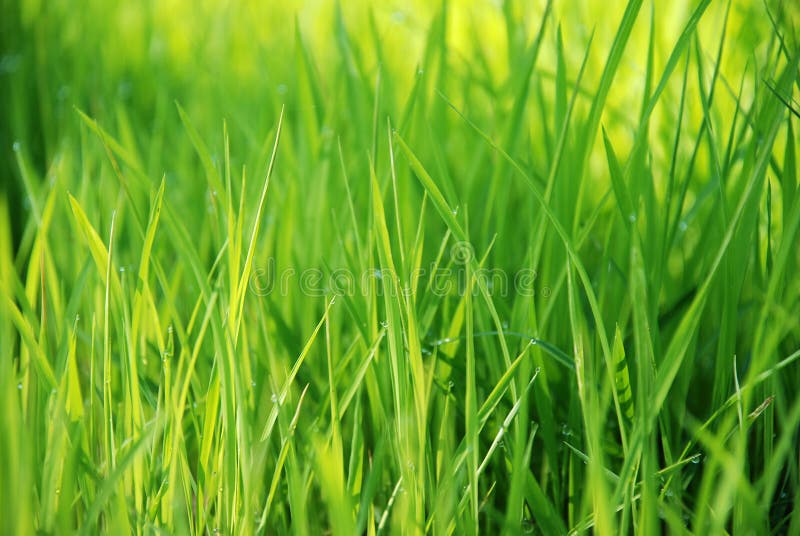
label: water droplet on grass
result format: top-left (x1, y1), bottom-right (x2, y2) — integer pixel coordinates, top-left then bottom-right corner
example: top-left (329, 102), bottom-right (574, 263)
top-left (521, 518), bottom-right (535, 533)
top-left (12, 141), bottom-right (20, 152)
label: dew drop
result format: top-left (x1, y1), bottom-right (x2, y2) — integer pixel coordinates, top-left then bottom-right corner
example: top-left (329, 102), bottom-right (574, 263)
top-left (17, 383), bottom-right (22, 390)
top-left (12, 141), bottom-right (20, 152)
top-left (251, 381), bottom-right (256, 388)
top-left (521, 518), bottom-right (535, 533)
top-left (380, 320), bottom-right (389, 329)
top-left (679, 221), bottom-right (688, 232)
top-left (271, 393), bottom-right (279, 404)
top-left (628, 213), bottom-right (637, 223)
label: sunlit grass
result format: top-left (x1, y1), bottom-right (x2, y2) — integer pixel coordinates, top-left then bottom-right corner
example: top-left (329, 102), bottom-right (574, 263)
top-left (1, 0), bottom-right (799, 534)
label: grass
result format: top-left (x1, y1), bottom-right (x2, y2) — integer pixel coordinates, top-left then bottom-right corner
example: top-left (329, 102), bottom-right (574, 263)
top-left (1, 0), bottom-right (800, 533)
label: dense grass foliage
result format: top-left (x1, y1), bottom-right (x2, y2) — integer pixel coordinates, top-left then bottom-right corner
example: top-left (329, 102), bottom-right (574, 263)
top-left (2, 0), bottom-right (800, 533)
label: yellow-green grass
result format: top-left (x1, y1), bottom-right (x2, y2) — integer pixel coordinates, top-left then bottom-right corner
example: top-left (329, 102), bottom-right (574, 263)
top-left (1, 0), bottom-right (799, 533)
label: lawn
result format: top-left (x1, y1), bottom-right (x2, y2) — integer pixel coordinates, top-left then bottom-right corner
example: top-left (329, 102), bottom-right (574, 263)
top-left (1, 0), bottom-right (799, 533)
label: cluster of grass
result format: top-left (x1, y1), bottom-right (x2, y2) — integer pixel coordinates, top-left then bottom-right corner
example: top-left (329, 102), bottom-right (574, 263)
top-left (2, 0), bottom-right (800, 533)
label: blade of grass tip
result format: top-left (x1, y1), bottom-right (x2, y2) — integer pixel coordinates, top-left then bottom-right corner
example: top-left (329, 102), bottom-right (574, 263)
top-left (67, 194), bottom-right (122, 297)
top-left (369, 155), bottom-right (407, 437)
top-left (325, 301), bottom-right (343, 473)
top-left (464, 238), bottom-right (479, 535)
top-left (478, 371), bottom-right (540, 479)
top-left (259, 297), bottom-right (335, 442)
top-left (234, 106), bottom-right (283, 344)
top-left (376, 476), bottom-right (403, 535)
top-left (407, 191), bottom-right (428, 301)
top-left (260, 384), bottom-right (309, 527)
top-left (387, 118), bottom-right (406, 272)
top-left (602, 129), bottom-right (635, 226)
top-left (477, 339), bottom-right (539, 426)
top-left (339, 328), bottom-right (386, 415)
top-left (132, 175), bottom-right (165, 309)
top-left (223, 120), bottom-right (239, 302)
top-left (103, 210), bottom-right (117, 472)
